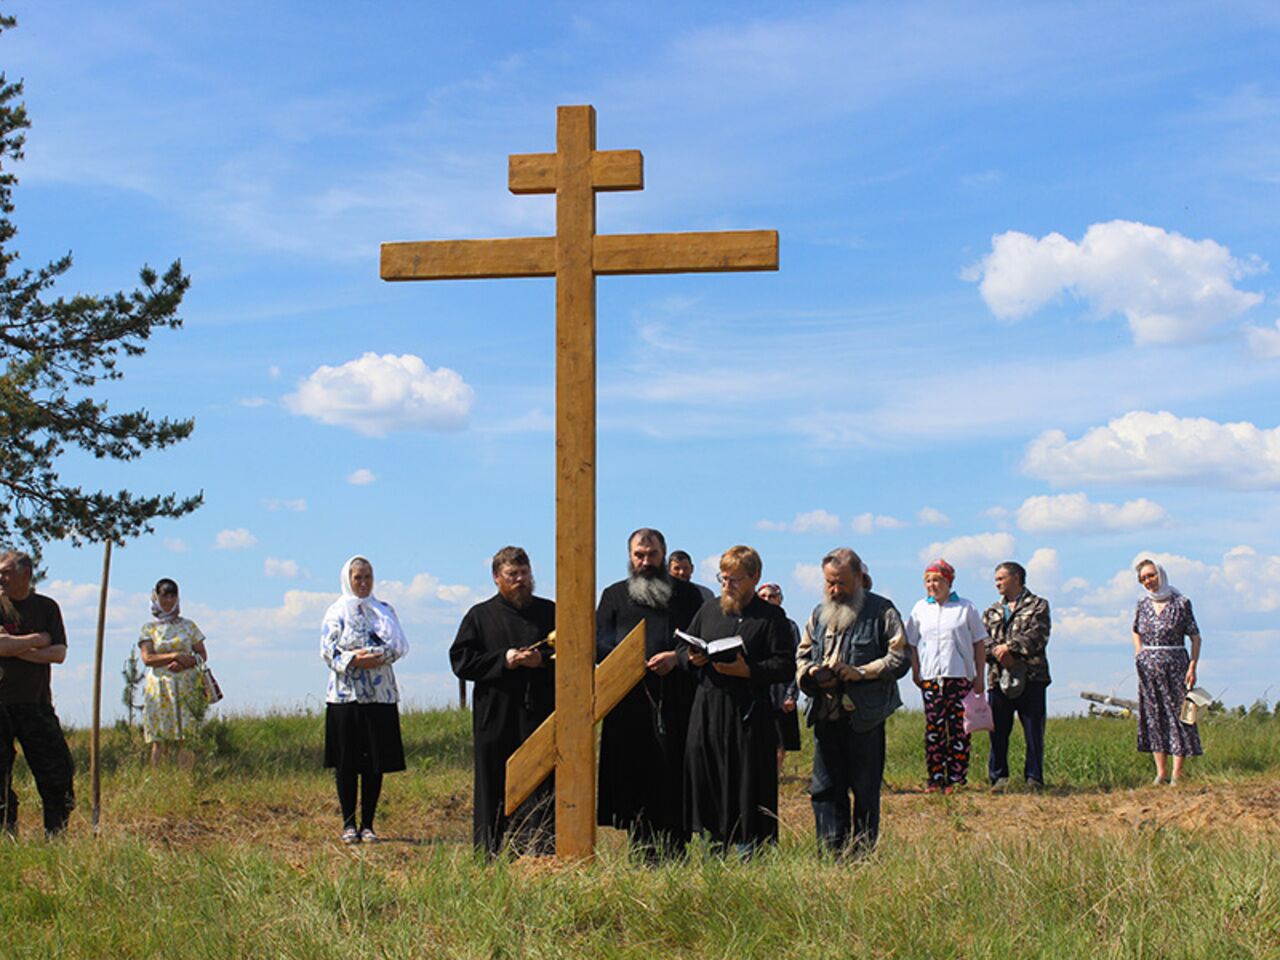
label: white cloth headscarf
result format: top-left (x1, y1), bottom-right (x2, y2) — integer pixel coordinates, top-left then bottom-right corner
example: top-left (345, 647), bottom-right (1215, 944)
top-left (149, 582), bottom-right (181, 624)
top-left (1142, 562), bottom-right (1179, 602)
top-left (339, 555), bottom-right (380, 628)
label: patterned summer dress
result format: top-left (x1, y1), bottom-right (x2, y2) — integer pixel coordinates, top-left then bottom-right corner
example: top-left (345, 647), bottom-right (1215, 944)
top-left (1133, 595), bottom-right (1202, 757)
top-left (138, 617), bottom-right (206, 743)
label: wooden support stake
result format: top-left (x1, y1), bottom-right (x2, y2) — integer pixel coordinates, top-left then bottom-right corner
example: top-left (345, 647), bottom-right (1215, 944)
top-left (89, 540), bottom-right (112, 835)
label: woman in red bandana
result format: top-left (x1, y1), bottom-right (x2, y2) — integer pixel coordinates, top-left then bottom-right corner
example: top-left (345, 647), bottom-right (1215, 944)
top-left (905, 560), bottom-right (988, 793)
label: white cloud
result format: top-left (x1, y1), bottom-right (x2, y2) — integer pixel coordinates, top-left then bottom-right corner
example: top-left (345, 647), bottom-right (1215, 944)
top-left (264, 557), bottom-right (301, 578)
top-left (850, 512), bottom-right (906, 535)
top-left (1023, 411), bottom-right (1280, 489)
top-left (792, 562), bottom-right (824, 596)
top-left (918, 532), bottom-right (1016, 569)
top-left (163, 537), bottom-right (188, 553)
top-left (1244, 319), bottom-right (1280, 359)
top-left (375, 573), bottom-right (480, 609)
top-left (263, 498), bottom-right (307, 512)
top-left (1053, 607), bottom-right (1134, 647)
top-left (347, 468), bottom-right (377, 485)
top-left (1015, 492), bottom-right (1169, 533)
top-left (966, 220), bottom-right (1265, 344)
top-left (268, 365), bottom-right (281, 379)
top-left (917, 506), bottom-right (951, 527)
top-left (214, 528), bottom-right (258, 551)
top-left (284, 352), bottom-right (475, 437)
top-left (237, 396), bottom-right (267, 408)
top-left (1025, 547), bottom-right (1060, 590)
top-left (756, 508), bottom-right (842, 534)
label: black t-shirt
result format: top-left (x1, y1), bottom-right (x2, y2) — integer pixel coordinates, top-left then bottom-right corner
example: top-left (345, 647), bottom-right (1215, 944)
top-left (0, 592), bottom-right (67, 705)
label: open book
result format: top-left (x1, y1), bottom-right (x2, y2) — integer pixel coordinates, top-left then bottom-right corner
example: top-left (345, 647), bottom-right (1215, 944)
top-left (675, 629), bottom-right (744, 664)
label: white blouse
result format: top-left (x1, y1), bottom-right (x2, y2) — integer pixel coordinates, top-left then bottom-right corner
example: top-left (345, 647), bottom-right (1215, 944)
top-left (905, 595), bottom-right (988, 681)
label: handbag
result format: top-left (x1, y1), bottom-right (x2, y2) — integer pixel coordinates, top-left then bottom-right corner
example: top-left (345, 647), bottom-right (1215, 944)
top-left (196, 657), bottom-right (224, 705)
top-left (962, 689), bottom-right (994, 734)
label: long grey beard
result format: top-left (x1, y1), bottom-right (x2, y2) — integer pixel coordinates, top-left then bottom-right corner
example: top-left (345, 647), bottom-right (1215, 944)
top-left (821, 593), bottom-right (863, 634)
top-left (627, 572), bottom-right (673, 608)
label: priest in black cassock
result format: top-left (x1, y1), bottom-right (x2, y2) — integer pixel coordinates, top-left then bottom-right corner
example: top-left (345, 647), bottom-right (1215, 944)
top-left (596, 528), bottom-right (704, 859)
top-left (680, 545), bottom-right (796, 853)
top-left (449, 546), bottom-right (556, 856)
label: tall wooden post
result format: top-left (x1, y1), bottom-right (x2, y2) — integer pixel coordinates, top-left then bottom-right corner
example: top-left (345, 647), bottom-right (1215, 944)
top-left (89, 539), bottom-right (112, 834)
top-left (552, 106), bottom-right (598, 857)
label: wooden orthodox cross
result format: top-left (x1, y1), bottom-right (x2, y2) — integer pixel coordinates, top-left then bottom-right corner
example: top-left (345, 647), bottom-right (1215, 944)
top-left (381, 105), bottom-right (778, 859)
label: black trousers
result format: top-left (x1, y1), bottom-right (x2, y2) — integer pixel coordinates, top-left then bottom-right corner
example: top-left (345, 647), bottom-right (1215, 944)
top-left (987, 681), bottom-right (1048, 784)
top-left (810, 720), bottom-right (885, 854)
top-left (0, 702), bottom-right (76, 835)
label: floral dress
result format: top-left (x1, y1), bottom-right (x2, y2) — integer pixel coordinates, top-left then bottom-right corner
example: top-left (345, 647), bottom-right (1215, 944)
top-left (139, 618), bottom-right (206, 743)
top-left (1134, 595), bottom-right (1202, 757)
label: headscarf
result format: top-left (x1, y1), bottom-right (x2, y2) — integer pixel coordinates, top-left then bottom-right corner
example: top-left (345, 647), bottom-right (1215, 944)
top-left (1140, 562), bottom-right (1179, 602)
top-left (758, 582), bottom-right (783, 601)
top-left (924, 559), bottom-right (955, 584)
top-left (924, 559), bottom-right (957, 604)
top-left (339, 555), bottom-right (373, 601)
top-left (149, 581), bottom-right (181, 624)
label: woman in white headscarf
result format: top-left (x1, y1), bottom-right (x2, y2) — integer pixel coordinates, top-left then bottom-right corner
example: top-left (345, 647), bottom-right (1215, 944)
top-left (321, 556), bottom-right (409, 844)
top-left (1132, 558), bottom-right (1203, 785)
top-left (138, 578), bottom-right (210, 766)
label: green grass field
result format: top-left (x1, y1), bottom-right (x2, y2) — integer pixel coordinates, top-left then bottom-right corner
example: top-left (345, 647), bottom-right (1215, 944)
top-left (2, 708), bottom-right (1277, 959)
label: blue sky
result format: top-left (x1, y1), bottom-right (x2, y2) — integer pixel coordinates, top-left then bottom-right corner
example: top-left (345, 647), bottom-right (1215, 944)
top-left (7, 1), bottom-right (1279, 724)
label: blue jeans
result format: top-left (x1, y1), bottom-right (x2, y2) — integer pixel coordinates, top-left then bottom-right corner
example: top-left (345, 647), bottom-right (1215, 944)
top-left (810, 720), bottom-right (885, 854)
top-left (987, 681), bottom-right (1047, 784)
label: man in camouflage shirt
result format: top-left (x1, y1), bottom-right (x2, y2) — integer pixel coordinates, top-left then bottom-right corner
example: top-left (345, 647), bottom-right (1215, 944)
top-left (982, 561), bottom-right (1051, 788)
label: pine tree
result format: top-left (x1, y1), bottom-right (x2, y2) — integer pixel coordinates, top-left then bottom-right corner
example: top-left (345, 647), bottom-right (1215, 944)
top-left (121, 646), bottom-right (144, 730)
top-left (0, 15), bottom-right (201, 560)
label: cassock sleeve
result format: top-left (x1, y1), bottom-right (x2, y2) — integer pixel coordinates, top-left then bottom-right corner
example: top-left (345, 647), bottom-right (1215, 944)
top-left (750, 612), bottom-right (796, 685)
top-left (449, 607), bottom-right (506, 682)
top-left (675, 605), bottom-right (703, 670)
top-left (595, 589), bottom-right (617, 662)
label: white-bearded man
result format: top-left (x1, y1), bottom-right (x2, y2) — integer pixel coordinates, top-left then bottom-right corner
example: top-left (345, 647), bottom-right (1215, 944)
top-left (595, 528), bottom-right (704, 860)
top-left (795, 547), bottom-right (909, 856)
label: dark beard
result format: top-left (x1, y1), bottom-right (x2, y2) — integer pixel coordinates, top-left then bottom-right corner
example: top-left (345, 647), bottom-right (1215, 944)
top-left (501, 580), bottom-right (536, 609)
top-left (821, 592), bottom-right (863, 634)
top-left (627, 571), bottom-right (673, 608)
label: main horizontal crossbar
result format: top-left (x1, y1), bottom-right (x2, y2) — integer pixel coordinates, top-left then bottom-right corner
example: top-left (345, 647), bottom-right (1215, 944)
top-left (381, 230), bottom-right (779, 281)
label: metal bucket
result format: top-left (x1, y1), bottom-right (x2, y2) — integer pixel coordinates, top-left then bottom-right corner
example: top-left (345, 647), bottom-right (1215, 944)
top-left (1180, 687), bottom-right (1213, 725)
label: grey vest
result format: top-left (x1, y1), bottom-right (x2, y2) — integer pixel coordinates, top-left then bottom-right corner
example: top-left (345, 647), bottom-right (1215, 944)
top-left (802, 592), bottom-right (903, 733)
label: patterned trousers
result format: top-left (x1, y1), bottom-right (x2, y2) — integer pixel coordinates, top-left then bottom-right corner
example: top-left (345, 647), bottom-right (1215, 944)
top-left (921, 677), bottom-right (972, 787)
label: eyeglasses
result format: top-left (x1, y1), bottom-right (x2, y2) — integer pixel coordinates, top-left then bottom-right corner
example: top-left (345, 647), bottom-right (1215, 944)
top-left (717, 573), bottom-right (749, 588)
top-left (499, 568), bottom-right (531, 583)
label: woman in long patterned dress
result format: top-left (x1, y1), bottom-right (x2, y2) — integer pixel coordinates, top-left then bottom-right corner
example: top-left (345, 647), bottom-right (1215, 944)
top-left (138, 578), bottom-right (210, 766)
top-left (321, 556), bottom-right (408, 844)
top-left (1132, 559), bottom-right (1202, 785)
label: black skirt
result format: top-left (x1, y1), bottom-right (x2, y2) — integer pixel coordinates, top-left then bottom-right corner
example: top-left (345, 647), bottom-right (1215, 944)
top-left (324, 702), bottom-right (406, 773)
